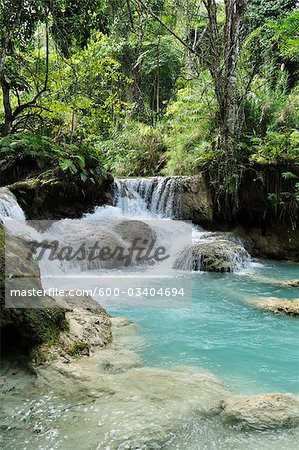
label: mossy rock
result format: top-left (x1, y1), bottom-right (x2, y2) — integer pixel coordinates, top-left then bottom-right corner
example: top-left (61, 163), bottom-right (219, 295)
top-left (0, 225), bottom-right (67, 352)
top-left (67, 341), bottom-right (90, 357)
top-left (9, 174), bottom-right (113, 220)
top-left (1, 226), bottom-right (112, 362)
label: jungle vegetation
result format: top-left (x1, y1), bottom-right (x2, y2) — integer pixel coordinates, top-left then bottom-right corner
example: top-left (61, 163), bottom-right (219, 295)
top-left (0, 0), bottom-right (298, 212)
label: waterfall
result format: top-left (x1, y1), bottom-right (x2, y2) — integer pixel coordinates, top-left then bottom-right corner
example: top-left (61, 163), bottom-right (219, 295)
top-left (113, 177), bottom-right (251, 272)
top-left (114, 177), bottom-right (183, 219)
top-left (1, 177), bottom-right (251, 286)
top-left (0, 188), bottom-right (25, 221)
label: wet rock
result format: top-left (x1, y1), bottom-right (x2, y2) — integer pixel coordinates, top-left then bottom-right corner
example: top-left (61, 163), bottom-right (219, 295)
top-left (0, 225), bottom-right (68, 351)
top-left (233, 225), bottom-right (299, 262)
top-left (1, 225), bottom-right (112, 362)
top-left (111, 317), bottom-right (135, 328)
top-left (112, 219), bottom-right (156, 245)
top-left (220, 393), bottom-right (299, 430)
top-left (173, 237), bottom-right (250, 272)
top-left (176, 174), bottom-right (213, 225)
top-left (277, 280), bottom-right (299, 288)
top-left (47, 220), bottom-right (130, 270)
top-left (8, 174), bottom-right (113, 220)
top-left (37, 358), bottom-right (227, 448)
top-left (251, 297), bottom-right (299, 316)
top-left (31, 295), bottom-right (112, 364)
top-left (61, 305), bottom-right (111, 349)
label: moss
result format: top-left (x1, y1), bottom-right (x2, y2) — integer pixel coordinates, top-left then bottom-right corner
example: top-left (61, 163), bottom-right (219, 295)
top-left (31, 343), bottom-right (56, 365)
top-left (9, 176), bottom-right (113, 220)
top-left (67, 341), bottom-right (89, 357)
top-left (1, 306), bottom-right (68, 351)
top-left (0, 225), bottom-right (68, 354)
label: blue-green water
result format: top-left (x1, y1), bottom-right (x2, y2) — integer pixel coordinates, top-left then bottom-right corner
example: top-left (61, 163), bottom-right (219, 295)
top-left (111, 260), bottom-right (299, 395)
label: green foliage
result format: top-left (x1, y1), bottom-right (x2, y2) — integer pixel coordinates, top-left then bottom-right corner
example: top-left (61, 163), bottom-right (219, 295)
top-left (0, 132), bottom-right (106, 185)
top-left (282, 171), bottom-right (297, 179)
top-left (49, 0), bottom-right (111, 55)
top-left (244, 80), bottom-right (299, 137)
top-left (267, 192), bottom-right (278, 204)
top-left (0, 0), bottom-right (299, 191)
top-left (41, 34), bottom-right (130, 140)
top-left (245, 0), bottom-right (297, 30)
top-left (137, 35), bottom-right (183, 118)
top-left (269, 9), bottom-right (299, 61)
top-left (98, 122), bottom-right (166, 177)
top-left (250, 130), bottom-right (299, 164)
top-left (67, 341), bottom-right (89, 357)
top-left (161, 77), bottom-right (216, 175)
top-left (243, 10), bottom-right (299, 89)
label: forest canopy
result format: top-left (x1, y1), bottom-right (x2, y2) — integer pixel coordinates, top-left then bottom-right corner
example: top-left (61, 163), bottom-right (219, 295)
top-left (0, 0), bottom-right (298, 189)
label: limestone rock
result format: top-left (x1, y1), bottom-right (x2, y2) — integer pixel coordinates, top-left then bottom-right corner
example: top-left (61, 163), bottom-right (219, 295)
top-left (9, 174), bottom-right (113, 220)
top-left (278, 279), bottom-right (299, 288)
top-left (179, 174), bottom-right (213, 225)
top-left (220, 393), bottom-right (299, 430)
top-left (113, 219), bottom-right (156, 245)
top-left (48, 220), bottom-right (130, 269)
top-left (32, 295), bottom-right (112, 364)
top-left (111, 316), bottom-right (135, 328)
top-left (174, 237), bottom-right (250, 272)
top-left (251, 297), bottom-right (299, 316)
top-left (0, 225), bottom-right (67, 349)
top-left (234, 225), bottom-right (299, 262)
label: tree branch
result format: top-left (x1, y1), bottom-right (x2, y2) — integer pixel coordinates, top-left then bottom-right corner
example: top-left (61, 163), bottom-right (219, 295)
top-left (11, 14), bottom-right (50, 121)
top-left (130, 0), bottom-right (198, 55)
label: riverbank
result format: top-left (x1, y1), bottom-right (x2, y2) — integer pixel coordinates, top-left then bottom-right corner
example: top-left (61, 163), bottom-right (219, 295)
top-left (1, 314), bottom-right (299, 449)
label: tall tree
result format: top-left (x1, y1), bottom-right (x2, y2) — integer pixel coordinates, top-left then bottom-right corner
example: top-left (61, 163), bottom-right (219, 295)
top-left (0, 0), bottom-right (51, 135)
top-left (203, 0), bottom-right (246, 153)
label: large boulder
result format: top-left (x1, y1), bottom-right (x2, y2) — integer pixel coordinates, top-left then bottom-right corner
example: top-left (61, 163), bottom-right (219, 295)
top-left (8, 175), bottom-right (113, 220)
top-left (1, 226), bottom-right (66, 345)
top-left (112, 219), bottom-right (156, 245)
top-left (46, 220), bottom-right (130, 270)
top-left (0, 225), bottom-right (112, 361)
top-left (220, 393), bottom-right (299, 430)
top-left (174, 174), bottom-right (213, 225)
top-left (173, 236), bottom-right (250, 272)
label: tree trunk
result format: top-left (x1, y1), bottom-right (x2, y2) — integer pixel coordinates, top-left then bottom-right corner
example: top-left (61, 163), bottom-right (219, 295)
top-left (221, 0), bottom-right (245, 152)
top-left (204, 0), bottom-right (245, 153)
top-left (0, 75), bottom-right (12, 135)
top-left (0, 3), bottom-right (24, 135)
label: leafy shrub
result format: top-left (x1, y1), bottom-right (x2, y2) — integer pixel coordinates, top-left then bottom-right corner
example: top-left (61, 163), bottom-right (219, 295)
top-left (0, 132), bottom-right (106, 186)
top-left (250, 129), bottom-right (299, 164)
top-left (98, 122), bottom-right (166, 177)
top-left (160, 78), bottom-right (216, 175)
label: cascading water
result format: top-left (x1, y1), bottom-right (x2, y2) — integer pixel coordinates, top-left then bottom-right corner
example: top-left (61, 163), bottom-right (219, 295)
top-left (0, 187), bottom-right (25, 221)
top-left (113, 177), bottom-right (251, 272)
top-left (114, 177), bottom-right (183, 219)
top-left (0, 178), bottom-right (251, 277)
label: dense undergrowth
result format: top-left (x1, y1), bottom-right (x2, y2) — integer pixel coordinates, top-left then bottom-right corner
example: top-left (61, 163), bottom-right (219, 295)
top-left (0, 133), bottom-right (107, 187)
top-left (0, 2), bottom-right (298, 222)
